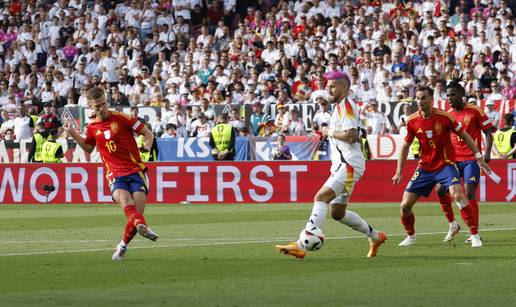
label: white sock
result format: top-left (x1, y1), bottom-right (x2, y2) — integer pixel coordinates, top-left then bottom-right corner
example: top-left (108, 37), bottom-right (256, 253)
top-left (450, 220), bottom-right (458, 227)
top-left (119, 240), bottom-right (126, 247)
top-left (298, 201), bottom-right (329, 249)
top-left (339, 210), bottom-right (378, 241)
top-left (305, 201), bottom-right (328, 230)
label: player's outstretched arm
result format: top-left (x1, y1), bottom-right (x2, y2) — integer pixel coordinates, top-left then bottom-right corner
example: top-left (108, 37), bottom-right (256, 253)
top-left (392, 141), bottom-right (411, 185)
top-left (458, 130), bottom-right (492, 174)
top-left (64, 121), bottom-right (94, 154)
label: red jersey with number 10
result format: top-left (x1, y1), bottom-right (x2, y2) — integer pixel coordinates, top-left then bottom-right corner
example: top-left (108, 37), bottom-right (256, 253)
top-left (85, 111), bottom-right (146, 181)
top-left (405, 108), bottom-right (464, 171)
top-left (448, 105), bottom-right (492, 162)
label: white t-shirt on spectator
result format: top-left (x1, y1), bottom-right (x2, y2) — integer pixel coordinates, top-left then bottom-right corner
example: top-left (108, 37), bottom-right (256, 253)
top-left (13, 115), bottom-right (33, 140)
top-left (54, 80), bottom-right (72, 97)
top-left (364, 111), bottom-right (386, 135)
top-left (173, 0), bottom-right (191, 20)
top-left (99, 56), bottom-right (119, 83)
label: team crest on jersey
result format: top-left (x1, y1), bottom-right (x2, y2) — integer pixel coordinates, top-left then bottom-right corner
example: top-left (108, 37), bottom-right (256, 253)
top-left (111, 122), bottom-right (119, 134)
top-left (96, 129), bottom-right (102, 136)
top-left (104, 130), bottom-right (111, 140)
top-left (433, 122), bottom-right (442, 136)
top-left (425, 130), bottom-right (433, 139)
top-left (463, 115), bottom-right (470, 127)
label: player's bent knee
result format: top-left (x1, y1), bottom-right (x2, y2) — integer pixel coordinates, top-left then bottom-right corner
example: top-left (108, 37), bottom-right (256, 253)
top-left (315, 186), bottom-right (336, 203)
top-left (330, 207), bottom-right (346, 220)
top-left (435, 184), bottom-right (447, 197)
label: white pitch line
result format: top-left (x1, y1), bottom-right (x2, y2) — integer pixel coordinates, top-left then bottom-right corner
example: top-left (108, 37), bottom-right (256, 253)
top-left (1, 227), bottom-right (515, 257)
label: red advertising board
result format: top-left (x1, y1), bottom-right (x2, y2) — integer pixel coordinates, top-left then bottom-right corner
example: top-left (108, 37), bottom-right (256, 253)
top-left (0, 160), bottom-right (514, 204)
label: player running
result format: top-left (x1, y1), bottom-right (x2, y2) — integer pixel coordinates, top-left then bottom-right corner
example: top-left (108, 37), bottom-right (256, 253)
top-left (392, 85), bottom-right (491, 248)
top-left (436, 81), bottom-right (494, 245)
top-left (65, 87), bottom-right (159, 261)
top-left (275, 71), bottom-right (387, 259)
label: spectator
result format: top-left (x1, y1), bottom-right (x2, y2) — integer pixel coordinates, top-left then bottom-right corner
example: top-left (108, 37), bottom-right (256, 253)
top-left (286, 108), bottom-right (306, 136)
top-left (485, 101), bottom-right (501, 129)
top-left (362, 99), bottom-right (387, 135)
top-left (13, 104), bottom-right (34, 141)
top-left (272, 134), bottom-right (292, 160)
top-left (250, 102), bottom-right (270, 136)
top-left (37, 102), bottom-right (61, 131)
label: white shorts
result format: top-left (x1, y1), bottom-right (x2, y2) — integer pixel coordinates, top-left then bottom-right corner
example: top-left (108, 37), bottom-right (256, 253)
top-left (324, 163), bottom-right (364, 205)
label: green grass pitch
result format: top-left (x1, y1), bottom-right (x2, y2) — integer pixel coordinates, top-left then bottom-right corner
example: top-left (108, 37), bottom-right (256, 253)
top-left (1, 202), bottom-right (515, 307)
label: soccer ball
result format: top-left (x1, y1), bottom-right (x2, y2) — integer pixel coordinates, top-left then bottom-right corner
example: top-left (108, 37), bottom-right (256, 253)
top-left (299, 226), bottom-right (325, 251)
top-left (271, 147), bottom-right (281, 159)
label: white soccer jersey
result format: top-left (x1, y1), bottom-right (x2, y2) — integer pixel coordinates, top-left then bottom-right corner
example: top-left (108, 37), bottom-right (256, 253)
top-left (328, 98), bottom-right (365, 173)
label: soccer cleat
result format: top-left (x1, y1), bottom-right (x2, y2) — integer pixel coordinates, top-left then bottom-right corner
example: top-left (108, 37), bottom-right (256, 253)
top-left (470, 234), bottom-right (483, 247)
top-left (465, 235), bottom-right (483, 244)
top-left (275, 242), bottom-right (307, 260)
top-left (137, 224), bottom-right (159, 241)
top-left (367, 232), bottom-right (387, 258)
top-left (112, 242), bottom-right (127, 261)
top-left (398, 235), bottom-right (416, 246)
top-left (443, 224), bottom-right (461, 242)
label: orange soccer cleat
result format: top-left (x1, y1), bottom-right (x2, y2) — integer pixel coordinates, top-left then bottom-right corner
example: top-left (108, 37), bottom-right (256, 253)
top-left (367, 232), bottom-right (387, 258)
top-left (275, 242), bottom-right (307, 260)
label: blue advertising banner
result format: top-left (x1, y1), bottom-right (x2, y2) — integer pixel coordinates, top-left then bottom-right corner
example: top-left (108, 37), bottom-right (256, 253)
top-left (157, 137), bottom-right (248, 161)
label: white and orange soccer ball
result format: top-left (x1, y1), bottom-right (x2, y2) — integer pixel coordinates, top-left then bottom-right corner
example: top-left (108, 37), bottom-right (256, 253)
top-left (299, 226), bottom-right (325, 251)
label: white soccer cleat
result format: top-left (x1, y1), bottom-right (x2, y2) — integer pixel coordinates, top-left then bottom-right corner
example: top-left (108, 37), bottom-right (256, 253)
top-left (112, 242), bottom-right (127, 261)
top-left (137, 224), bottom-right (159, 241)
top-left (470, 234), bottom-right (482, 248)
top-left (465, 235), bottom-right (472, 243)
top-left (398, 235), bottom-right (416, 246)
top-left (443, 224), bottom-right (461, 242)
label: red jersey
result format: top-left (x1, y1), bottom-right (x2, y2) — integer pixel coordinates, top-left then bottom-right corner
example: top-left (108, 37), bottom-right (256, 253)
top-left (405, 108), bottom-right (464, 171)
top-left (85, 111), bottom-right (146, 181)
top-left (448, 105), bottom-right (492, 161)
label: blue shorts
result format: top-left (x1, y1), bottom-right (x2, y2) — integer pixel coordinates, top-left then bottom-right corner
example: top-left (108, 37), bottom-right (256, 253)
top-left (406, 165), bottom-right (461, 197)
top-left (110, 171), bottom-right (148, 196)
top-left (456, 160), bottom-right (480, 185)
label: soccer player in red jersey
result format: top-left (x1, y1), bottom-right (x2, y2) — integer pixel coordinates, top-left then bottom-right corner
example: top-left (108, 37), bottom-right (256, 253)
top-left (392, 85), bottom-right (492, 248)
top-left (64, 87), bottom-right (159, 261)
top-left (436, 81), bottom-right (494, 245)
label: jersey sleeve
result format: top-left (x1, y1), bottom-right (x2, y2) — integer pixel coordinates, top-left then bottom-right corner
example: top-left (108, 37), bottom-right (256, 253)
top-left (116, 112), bottom-right (144, 134)
top-left (404, 120), bottom-right (415, 143)
top-left (474, 107), bottom-right (493, 132)
top-left (84, 125), bottom-right (96, 146)
top-left (449, 114), bottom-right (464, 135)
top-left (339, 101), bottom-right (359, 130)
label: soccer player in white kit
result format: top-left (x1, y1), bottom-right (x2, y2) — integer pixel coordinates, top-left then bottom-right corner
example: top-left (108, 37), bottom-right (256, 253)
top-left (276, 71), bottom-right (387, 259)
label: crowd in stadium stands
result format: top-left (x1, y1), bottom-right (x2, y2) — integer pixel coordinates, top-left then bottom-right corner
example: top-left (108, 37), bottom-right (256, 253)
top-left (0, 0), bottom-right (514, 158)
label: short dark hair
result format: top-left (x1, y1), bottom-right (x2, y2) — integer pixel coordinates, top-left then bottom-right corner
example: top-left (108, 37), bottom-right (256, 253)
top-left (504, 113), bottom-right (515, 125)
top-left (445, 80), bottom-right (465, 96)
top-left (416, 85), bottom-right (434, 96)
top-left (86, 87), bottom-right (105, 102)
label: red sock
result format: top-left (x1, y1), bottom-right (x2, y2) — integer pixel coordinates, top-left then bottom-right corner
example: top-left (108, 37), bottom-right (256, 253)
top-left (123, 205), bottom-right (147, 227)
top-left (460, 206), bottom-right (478, 235)
top-left (439, 194), bottom-right (455, 223)
top-left (401, 212), bottom-right (415, 236)
top-left (468, 199), bottom-right (479, 229)
top-left (122, 221), bottom-right (137, 244)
